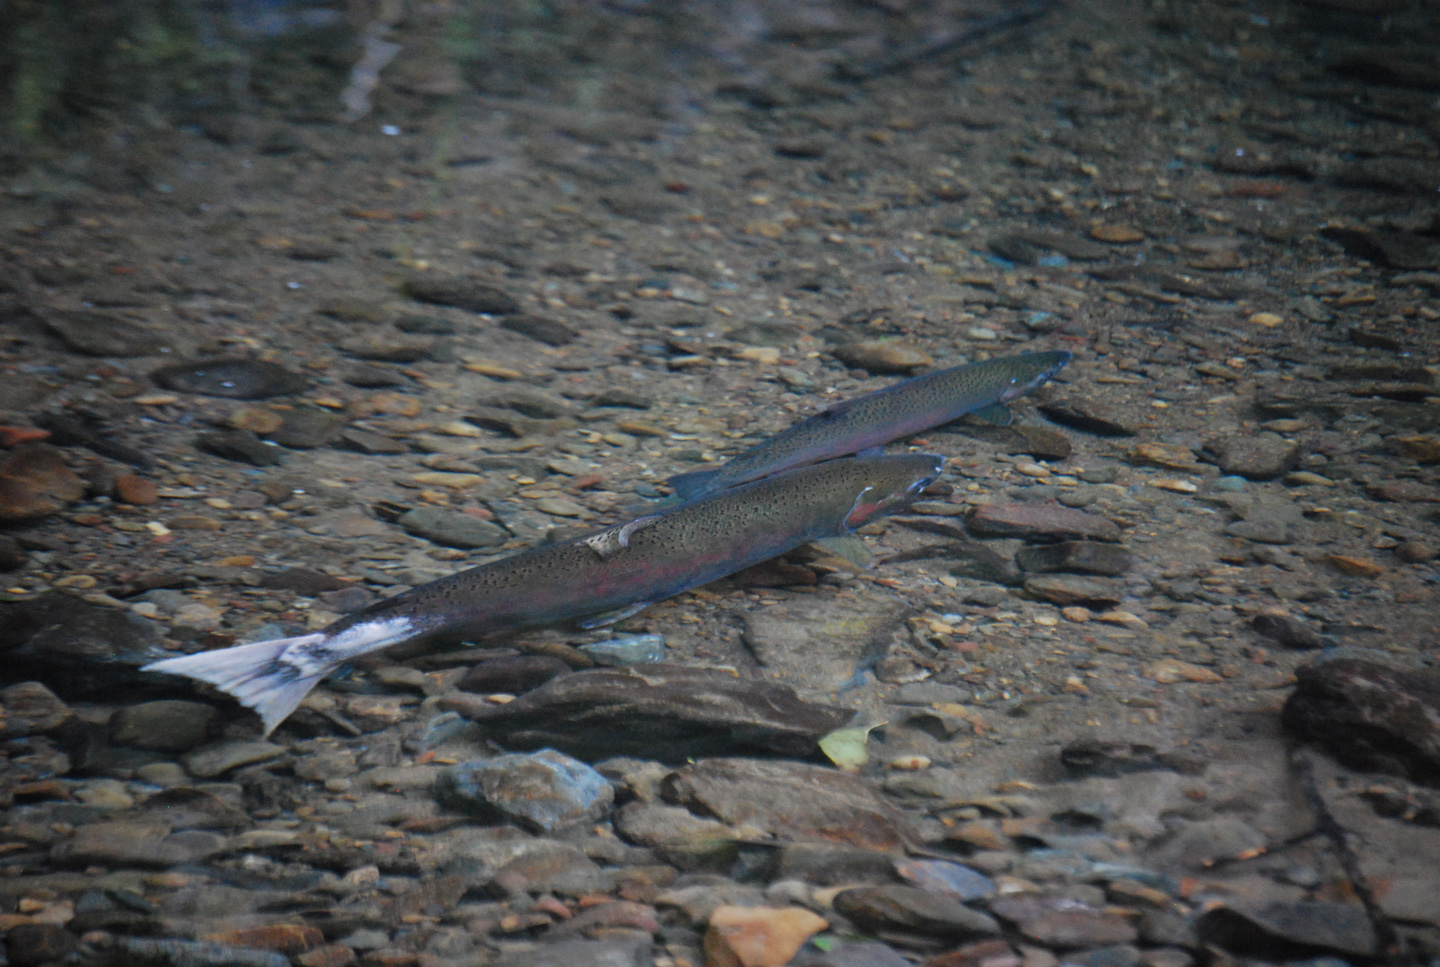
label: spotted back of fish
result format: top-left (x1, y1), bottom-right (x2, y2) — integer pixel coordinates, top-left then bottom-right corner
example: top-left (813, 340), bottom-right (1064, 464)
top-left (340, 453), bottom-right (943, 640)
top-left (667, 350), bottom-right (1070, 499)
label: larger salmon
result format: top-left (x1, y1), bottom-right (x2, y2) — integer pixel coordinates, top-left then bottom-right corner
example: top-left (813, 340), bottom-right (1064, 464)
top-left (667, 350), bottom-right (1070, 501)
top-left (144, 453), bottom-right (943, 736)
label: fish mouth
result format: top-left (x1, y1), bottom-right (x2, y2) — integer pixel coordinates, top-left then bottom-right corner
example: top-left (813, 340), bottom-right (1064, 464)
top-left (907, 455), bottom-right (945, 494)
top-left (998, 350), bottom-right (1072, 403)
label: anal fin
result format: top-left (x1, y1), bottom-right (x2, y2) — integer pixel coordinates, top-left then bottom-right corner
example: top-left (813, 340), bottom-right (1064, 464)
top-left (966, 404), bottom-right (1013, 427)
top-left (577, 601), bottom-right (654, 630)
top-left (812, 535), bottom-right (875, 569)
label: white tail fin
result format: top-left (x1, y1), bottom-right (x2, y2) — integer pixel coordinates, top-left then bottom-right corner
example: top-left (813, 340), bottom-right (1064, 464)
top-left (143, 634), bottom-right (332, 737)
top-left (142, 617), bottom-right (419, 735)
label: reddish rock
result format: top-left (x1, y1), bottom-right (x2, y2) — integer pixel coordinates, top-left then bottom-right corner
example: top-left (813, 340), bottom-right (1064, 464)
top-left (201, 924), bottom-right (325, 954)
top-left (113, 474), bottom-right (159, 505)
top-left (0, 444), bottom-right (85, 522)
top-left (704, 904), bottom-right (828, 967)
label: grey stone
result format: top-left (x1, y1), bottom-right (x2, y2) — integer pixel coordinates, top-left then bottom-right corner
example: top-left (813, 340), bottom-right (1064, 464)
top-left (1250, 613), bottom-right (1334, 650)
top-left (989, 895), bottom-right (1139, 948)
top-left (1039, 398), bottom-right (1139, 436)
top-left (181, 740), bottom-right (287, 779)
top-left (457, 655), bottom-right (573, 695)
top-left (1150, 816), bottom-right (1266, 869)
top-left (153, 358), bottom-right (309, 398)
top-left (662, 758), bottom-right (917, 851)
top-left (1062, 944), bottom-right (1142, 967)
top-left (743, 597), bottom-right (904, 692)
top-left (43, 309), bottom-right (171, 356)
top-left (440, 665), bottom-right (851, 762)
top-left (268, 409), bottom-right (345, 449)
top-left (501, 314), bottom-right (579, 347)
top-left (108, 700), bottom-right (217, 752)
top-left (791, 940), bottom-right (913, 967)
top-left (94, 938), bottom-right (289, 967)
top-left (832, 884), bottom-right (1000, 940)
top-left (1016, 541), bottom-right (1135, 575)
top-left (895, 858), bottom-right (996, 901)
top-left (1194, 900), bottom-right (1377, 959)
top-left (1203, 432), bottom-right (1300, 481)
top-left (436, 749), bottom-right (614, 833)
top-left (968, 503), bottom-right (1121, 542)
top-left (1024, 574), bottom-right (1125, 607)
top-left (194, 429), bottom-right (284, 466)
top-left (403, 274), bottom-right (519, 314)
top-left (475, 386), bottom-right (575, 419)
top-left (613, 801), bottom-right (736, 848)
top-left (398, 506), bottom-right (509, 549)
top-left (51, 821), bottom-right (225, 867)
top-left (774, 843), bottom-right (898, 885)
top-left (1224, 518), bottom-right (1293, 544)
top-left (3, 592), bottom-right (166, 693)
top-left (492, 938), bottom-right (653, 967)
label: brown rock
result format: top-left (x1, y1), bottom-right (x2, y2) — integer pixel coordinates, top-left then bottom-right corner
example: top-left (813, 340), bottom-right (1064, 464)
top-left (113, 474), bottom-right (159, 505)
top-left (704, 905), bottom-right (828, 967)
top-left (1143, 659), bottom-right (1223, 684)
top-left (967, 502), bottom-right (1121, 542)
top-left (201, 925), bottom-right (324, 954)
top-left (4, 922), bottom-right (78, 967)
top-left (0, 444), bottom-right (86, 522)
top-left (832, 340), bottom-right (934, 374)
top-left (1283, 658), bottom-right (1440, 783)
top-left (1090, 222), bottom-right (1145, 244)
top-left (1391, 435), bottom-right (1440, 464)
top-left (1325, 554), bottom-right (1385, 578)
top-left (1128, 442), bottom-right (1200, 471)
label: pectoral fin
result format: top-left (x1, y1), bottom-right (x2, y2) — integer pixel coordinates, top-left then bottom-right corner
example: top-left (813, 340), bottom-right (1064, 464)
top-left (578, 601), bottom-right (653, 629)
top-left (967, 404), bottom-right (1013, 426)
top-left (582, 514), bottom-right (661, 560)
top-left (813, 535), bottom-right (875, 568)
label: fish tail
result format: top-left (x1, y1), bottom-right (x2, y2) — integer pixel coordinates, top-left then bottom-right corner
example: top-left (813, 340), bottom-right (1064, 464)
top-left (142, 633), bottom-right (337, 738)
top-left (666, 467), bottom-right (722, 499)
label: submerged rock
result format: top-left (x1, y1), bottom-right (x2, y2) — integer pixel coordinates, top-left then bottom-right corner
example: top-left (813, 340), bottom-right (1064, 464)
top-left (1, 592), bottom-right (166, 694)
top-left (437, 749), bottom-right (615, 832)
top-left (153, 358), bottom-right (310, 399)
top-left (1283, 658), bottom-right (1440, 784)
top-left (662, 758), bottom-right (917, 851)
top-left (403, 274), bottom-right (520, 314)
top-left (1194, 899), bottom-right (1378, 960)
top-left (440, 665), bottom-right (851, 762)
top-left (0, 443), bottom-right (86, 523)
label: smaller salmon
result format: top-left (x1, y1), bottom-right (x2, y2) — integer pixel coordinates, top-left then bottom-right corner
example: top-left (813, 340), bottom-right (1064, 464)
top-left (143, 454), bottom-right (943, 736)
top-left (667, 350), bottom-right (1071, 501)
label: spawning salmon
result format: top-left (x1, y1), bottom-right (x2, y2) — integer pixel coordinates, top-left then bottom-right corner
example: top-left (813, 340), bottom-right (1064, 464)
top-left (144, 453), bottom-right (944, 735)
top-left (667, 350), bottom-right (1070, 501)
